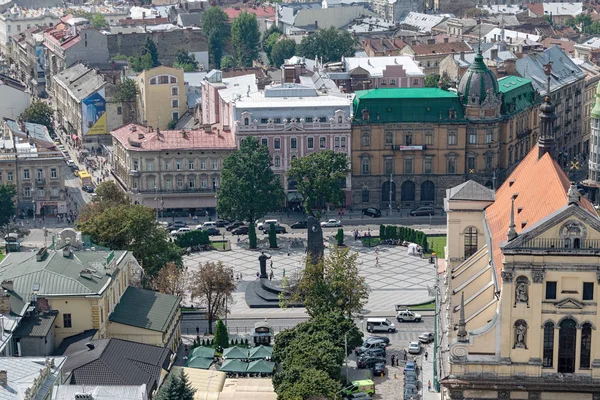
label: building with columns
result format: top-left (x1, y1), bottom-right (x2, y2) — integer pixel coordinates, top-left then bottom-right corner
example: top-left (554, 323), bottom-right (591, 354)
top-left (440, 71), bottom-right (600, 400)
top-left (110, 124), bottom-right (236, 212)
top-left (201, 68), bottom-right (353, 207)
top-left (350, 51), bottom-right (540, 210)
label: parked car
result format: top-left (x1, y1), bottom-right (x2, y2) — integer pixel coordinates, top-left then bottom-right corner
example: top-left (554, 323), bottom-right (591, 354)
top-left (82, 185), bottom-right (95, 193)
top-left (418, 332), bottom-right (434, 343)
top-left (171, 227), bottom-right (191, 236)
top-left (257, 219), bottom-right (278, 230)
top-left (372, 362), bottom-right (386, 376)
top-left (361, 347), bottom-right (386, 358)
top-left (167, 221), bottom-right (188, 230)
top-left (408, 341), bottom-right (421, 354)
top-left (355, 340), bottom-right (386, 356)
top-left (344, 380), bottom-right (375, 397)
top-left (410, 206), bottom-right (435, 216)
top-left (66, 159), bottom-right (76, 167)
top-left (205, 227), bottom-right (221, 236)
top-left (404, 361), bottom-right (417, 374)
top-left (232, 226), bottom-right (249, 235)
top-left (263, 225), bottom-right (287, 234)
top-left (404, 384), bottom-right (419, 399)
top-left (345, 393), bottom-right (372, 400)
top-left (357, 356), bottom-right (385, 369)
top-left (226, 221), bottom-right (243, 231)
top-left (362, 207), bottom-right (381, 218)
top-left (321, 219), bottom-right (342, 228)
top-left (404, 371), bottom-right (418, 386)
top-left (396, 309), bottom-right (422, 322)
top-left (215, 219), bottom-right (229, 227)
top-left (290, 220), bottom-right (307, 229)
top-left (364, 336), bottom-right (390, 345)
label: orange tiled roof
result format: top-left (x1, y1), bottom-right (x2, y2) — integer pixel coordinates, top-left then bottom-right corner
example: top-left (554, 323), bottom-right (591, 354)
top-left (486, 146), bottom-right (596, 278)
top-left (111, 124), bottom-right (237, 152)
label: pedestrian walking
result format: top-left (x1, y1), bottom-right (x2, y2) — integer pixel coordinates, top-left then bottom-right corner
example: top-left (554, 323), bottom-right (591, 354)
top-left (425, 351), bottom-right (428, 361)
top-left (269, 270), bottom-right (274, 281)
top-left (428, 380), bottom-right (431, 391)
top-left (403, 349), bottom-right (407, 360)
top-left (391, 354), bottom-right (395, 366)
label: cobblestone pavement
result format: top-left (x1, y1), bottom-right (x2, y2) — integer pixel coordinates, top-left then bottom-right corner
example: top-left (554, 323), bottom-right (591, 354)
top-left (182, 235), bottom-right (436, 317)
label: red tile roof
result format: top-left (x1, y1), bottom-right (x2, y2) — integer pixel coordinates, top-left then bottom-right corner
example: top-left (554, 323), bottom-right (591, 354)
top-left (223, 6), bottom-right (275, 20)
top-left (111, 124), bottom-right (237, 152)
top-left (527, 3), bottom-right (544, 17)
top-left (486, 147), bottom-right (596, 278)
top-left (408, 41), bottom-right (471, 56)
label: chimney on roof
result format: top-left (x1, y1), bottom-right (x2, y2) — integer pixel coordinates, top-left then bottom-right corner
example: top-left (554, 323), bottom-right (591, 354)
top-left (0, 371), bottom-right (7, 386)
top-left (459, 51), bottom-right (465, 61)
top-left (491, 48), bottom-right (498, 60)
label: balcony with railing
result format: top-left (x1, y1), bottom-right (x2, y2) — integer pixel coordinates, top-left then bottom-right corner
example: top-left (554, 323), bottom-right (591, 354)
top-left (135, 187), bottom-right (217, 195)
top-left (512, 237), bottom-right (600, 253)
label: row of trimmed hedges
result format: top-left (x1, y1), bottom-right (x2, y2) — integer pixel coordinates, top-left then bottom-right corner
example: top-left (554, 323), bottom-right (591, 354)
top-left (379, 224), bottom-right (429, 252)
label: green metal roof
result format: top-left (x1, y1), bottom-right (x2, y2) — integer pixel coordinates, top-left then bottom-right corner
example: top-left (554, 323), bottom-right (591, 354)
top-left (219, 359), bottom-right (248, 373)
top-left (353, 88), bottom-right (465, 124)
top-left (223, 346), bottom-right (249, 359)
top-left (190, 346), bottom-right (216, 359)
top-left (498, 75), bottom-right (539, 116)
top-left (186, 356), bottom-right (214, 369)
top-left (109, 286), bottom-right (180, 332)
top-left (248, 345), bottom-right (273, 360)
top-left (0, 250), bottom-right (127, 301)
top-left (246, 360), bottom-right (275, 374)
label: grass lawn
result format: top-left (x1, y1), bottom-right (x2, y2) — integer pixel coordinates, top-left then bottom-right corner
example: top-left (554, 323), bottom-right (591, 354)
top-left (210, 241), bottom-right (228, 250)
top-left (427, 236), bottom-right (446, 258)
top-left (0, 253), bottom-right (4, 262)
top-left (360, 237), bottom-right (381, 247)
top-left (409, 301), bottom-right (435, 309)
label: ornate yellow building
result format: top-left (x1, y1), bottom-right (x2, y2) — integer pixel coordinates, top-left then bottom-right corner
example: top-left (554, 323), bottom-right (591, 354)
top-left (441, 91), bottom-right (600, 399)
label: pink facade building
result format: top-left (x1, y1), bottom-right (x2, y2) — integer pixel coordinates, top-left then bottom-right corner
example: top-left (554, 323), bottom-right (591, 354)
top-left (201, 69), bottom-right (353, 208)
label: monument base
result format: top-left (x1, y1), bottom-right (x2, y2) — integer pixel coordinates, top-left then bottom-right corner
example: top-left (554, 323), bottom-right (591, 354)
top-left (244, 278), bottom-right (303, 308)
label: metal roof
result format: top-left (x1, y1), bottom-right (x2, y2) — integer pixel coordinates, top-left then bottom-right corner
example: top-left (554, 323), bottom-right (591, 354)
top-left (447, 180), bottom-right (495, 202)
top-left (109, 286), bottom-right (180, 332)
top-left (52, 385), bottom-right (148, 400)
top-left (13, 311), bottom-right (57, 338)
top-left (0, 357), bottom-right (67, 400)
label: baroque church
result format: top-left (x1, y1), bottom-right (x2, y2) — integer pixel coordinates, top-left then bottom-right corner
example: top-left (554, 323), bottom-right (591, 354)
top-left (441, 68), bottom-right (600, 399)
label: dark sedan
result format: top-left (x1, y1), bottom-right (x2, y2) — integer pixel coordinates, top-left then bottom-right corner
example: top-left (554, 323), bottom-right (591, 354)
top-left (205, 227), bottom-right (221, 236)
top-left (361, 347), bottom-right (386, 358)
top-left (357, 356), bottom-right (385, 369)
top-left (82, 185), bottom-right (95, 193)
top-left (362, 207), bottom-right (381, 218)
top-left (372, 362), bottom-right (386, 376)
top-left (226, 221), bottom-right (243, 231)
top-left (215, 219), bottom-right (229, 227)
top-left (231, 226), bottom-right (249, 235)
top-left (290, 220), bottom-right (307, 229)
top-left (167, 221), bottom-right (188, 230)
top-left (263, 225), bottom-right (287, 234)
top-left (410, 206), bottom-right (435, 216)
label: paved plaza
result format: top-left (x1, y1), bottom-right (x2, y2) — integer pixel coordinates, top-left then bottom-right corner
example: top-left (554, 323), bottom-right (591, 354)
top-left (183, 234), bottom-right (436, 318)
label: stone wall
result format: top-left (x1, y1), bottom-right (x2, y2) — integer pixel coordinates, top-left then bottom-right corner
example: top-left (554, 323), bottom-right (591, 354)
top-left (107, 29), bottom-right (209, 66)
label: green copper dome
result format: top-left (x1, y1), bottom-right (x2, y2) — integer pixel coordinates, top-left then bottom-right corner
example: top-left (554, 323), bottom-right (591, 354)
top-left (592, 81), bottom-right (600, 120)
top-left (457, 51), bottom-right (499, 105)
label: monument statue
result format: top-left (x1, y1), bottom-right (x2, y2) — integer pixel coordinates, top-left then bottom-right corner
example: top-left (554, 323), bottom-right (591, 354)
top-left (258, 251), bottom-right (271, 279)
top-left (515, 281), bottom-right (528, 303)
top-left (515, 322), bottom-right (527, 348)
top-left (306, 216), bottom-right (324, 265)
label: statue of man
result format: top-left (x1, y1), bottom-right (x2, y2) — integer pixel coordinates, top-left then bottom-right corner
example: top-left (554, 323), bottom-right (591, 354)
top-left (515, 323), bottom-right (527, 347)
top-left (258, 251), bottom-right (271, 279)
top-left (516, 282), bottom-right (528, 303)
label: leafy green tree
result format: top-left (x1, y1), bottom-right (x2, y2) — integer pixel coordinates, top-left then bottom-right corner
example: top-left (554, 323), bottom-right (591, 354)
top-left (270, 38), bottom-right (296, 67)
top-left (173, 49), bottom-right (199, 72)
top-left (379, 224), bottom-right (386, 240)
top-left (155, 370), bottom-right (196, 400)
top-left (175, 230), bottom-right (210, 248)
top-left (297, 27), bottom-right (356, 63)
top-left (21, 101), bottom-right (54, 135)
top-left (335, 228), bottom-right (344, 246)
top-left (231, 11), bottom-right (261, 67)
top-left (130, 38), bottom-right (160, 72)
top-left (217, 137), bottom-right (283, 249)
top-left (90, 14), bottom-right (108, 29)
top-left (287, 150), bottom-right (348, 218)
top-left (214, 318), bottom-right (229, 349)
top-left (190, 262), bottom-right (236, 334)
top-left (275, 367), bottom-right (341, 400)
top-left (268, 223), bottom-right (278, 248)
top-left (264, 32), bottom-right (281, 62)
top-left (202, 7), bottom-right (230, 67)
top-left (262, 24), bottom-right (283, 51)
top-left (220, 55), bottom-right (235, 69)
top-left (424, 74), bottom-right (449, 89)
top-left (113, 79), bottom-right (138, 103)
top-left (0, 184), bottom-right (16, 226)
top-left (287, 247), bottom-right (369, 317)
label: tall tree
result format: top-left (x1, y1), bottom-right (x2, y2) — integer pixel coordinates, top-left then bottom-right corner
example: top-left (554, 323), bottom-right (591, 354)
top-left (176, 370), bottom-right (196, 400)
top-left (214, 319), bottom-right (229, 349)
top-left (190, 262), bottom-right (236, 334)
top-left (220, 55), bottom-right (235, 69)
top-left (218, 136), bottom-right (283, 249)
top-left (201, 7), bottom-right (230, 68)
top-left (130, 38), bottom-right (160, 72)
top-left (231, 11), bottom-right (261, 67)
top-left (287, 247), bottom-right (369, 317)
top-left (270, 38), bottom-right (296, 67)
top-left (287, 150), bottom-right (348, 218)
top-left (297, 27), bottom-right (356, 63)
top-left (152, 261), bottom-right (187, 297)
top-left (0, 184), bottom-right (16, 227)
top-left (173, 49), bottom-right (199, 72)
top-left (21, 101), bottom-right (54, 135)
top-left (155, 370), bottom-right (195, 400)
top-left (261, 25), bottom-right (283, 52)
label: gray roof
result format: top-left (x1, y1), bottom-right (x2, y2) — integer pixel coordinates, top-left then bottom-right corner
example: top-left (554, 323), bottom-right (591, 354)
top-left (277, 2), bottom-right (322, 26)
top-left (177, 12), bottom-right (203, 27)
top-left (13, 311), bottom-right (57, 338)
top-left (516, 46), bottom-right (585, 95)
top-left (0, 250), bottom-right (128, 308)
top-left (0, 357), bottom-right (67, 400)
top-left (52, 385), bottom-right (148, 400)
top-left (448, 180), bottom-right (495, 201)
top-left (184, 71), bottom-right (208, 87)
top-left (53, 63), bottom-right (106, 102)
top-left (5, 119), bottom-right (53, 145)
top-left (61, 338), bottom-right (172, 391)
top-left (109, 286), bottom-right (180, 332)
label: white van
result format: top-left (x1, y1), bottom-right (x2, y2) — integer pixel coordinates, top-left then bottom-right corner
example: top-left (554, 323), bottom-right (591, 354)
top-left (196, 221), bottom-right (217, 230)
top-left (257, 219), bottom-right (278, 230)
top-left (366, 318), bottom-right (396, 333)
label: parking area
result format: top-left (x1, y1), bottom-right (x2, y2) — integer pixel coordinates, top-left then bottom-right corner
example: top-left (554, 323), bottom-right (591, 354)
top-left (345, 318), bottom-right (435, 399)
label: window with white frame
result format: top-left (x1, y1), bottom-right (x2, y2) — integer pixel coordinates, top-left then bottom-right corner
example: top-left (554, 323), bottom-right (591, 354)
top-left (51, 168), bottom-right (57, 179)
top-left (201, 178), bottom-right (207, 189)
top-left (171, 87), bottom-right (178, 96)
top-left (7, 172), bottom-right (12, 181)
top-left (274, 138), bottom-right (281, 149)
top-left (200, 160), bottom-right (206, 170)
top-left (274, 155), bottom-right (281, 167)
top-left (176, 160), bottom-right (182, 170)
top-left (307, 137), bottom-right (314, 149)
top-left (177, 178), bottom-right (184, 189)
top-left (291, 138), bottom-right (297, 149)
top-left (320, 137), bottom-right (326, 148)
top-left (468, 129), bottom-right (477, 144)
top-left (147, 162), bottom-right (153, 171)
top-left (24, 187), bottom-right (30, 197)
top-left (212, 160), bottom-right (218, 170)
top-left (23, 169), bottom-right (29, 180)
top-left (51, 188), bottom-right (58, 197)
top-left (335, 137), bottom-right (340, 147)
top-left (188, 161), bottom-right (194, 170)
top-left (404, 158), bottom-right (413, 174)
top-left (448, 130), bottom-right (457, 145)
top-left (172, 99), bottom-right (179, 108)
top-left (361, 158), bottom-right (370, 175)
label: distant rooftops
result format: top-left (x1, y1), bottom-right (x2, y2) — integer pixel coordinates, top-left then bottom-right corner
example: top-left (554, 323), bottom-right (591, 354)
top-left (398, 12), bottom-right (446, 33)
top-left (53, 63), bottom-right (105, 102)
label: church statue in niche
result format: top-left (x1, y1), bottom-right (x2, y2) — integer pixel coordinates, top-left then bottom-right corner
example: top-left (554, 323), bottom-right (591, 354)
top-left (516, 281), bottom-right (528, 303)
top-left (514, 320), bottom-right (527, 349)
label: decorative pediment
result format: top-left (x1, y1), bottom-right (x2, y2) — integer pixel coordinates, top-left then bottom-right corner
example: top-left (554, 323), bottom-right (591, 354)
top-left (283, 123), bottom-right (305, 132)
top-left (501, 204), bottom-right (600, 253)
top-left (554, 298), bottom-right (584, 309)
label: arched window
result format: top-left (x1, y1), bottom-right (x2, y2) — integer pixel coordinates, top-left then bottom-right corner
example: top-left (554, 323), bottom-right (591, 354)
top-left (401, 181), bottom-right (415, 202)
top-left (464, 226), bottom-right (478, 258)
top-left (338, 116), bottom-right (343, 123)
top-left (558, 318), bottom-right (577, 373)
top-left (581, 323), bottom-right (592, 369)
top-left (385, 131), bottom-right (393, 145)
top-left (361, 131), bottom-right (370, 146)
top-left (362, 187), bottom-right (369, 202)
top-left (543, 321), bottom-right (554, 367)
top-left (244, 118), bottom-right (249, 126)
top-left (421, 180), bottom-right (435, 202)
top-left (382, 181), bottom-right (396, 202)
top-left (361, 158), bottom-right (370, 175)
top-left (274, 155), bottom-right (281, 167)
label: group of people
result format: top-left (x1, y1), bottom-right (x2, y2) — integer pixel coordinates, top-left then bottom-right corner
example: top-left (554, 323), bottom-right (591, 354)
top-left (353, 229), bottom-right (371, 240)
